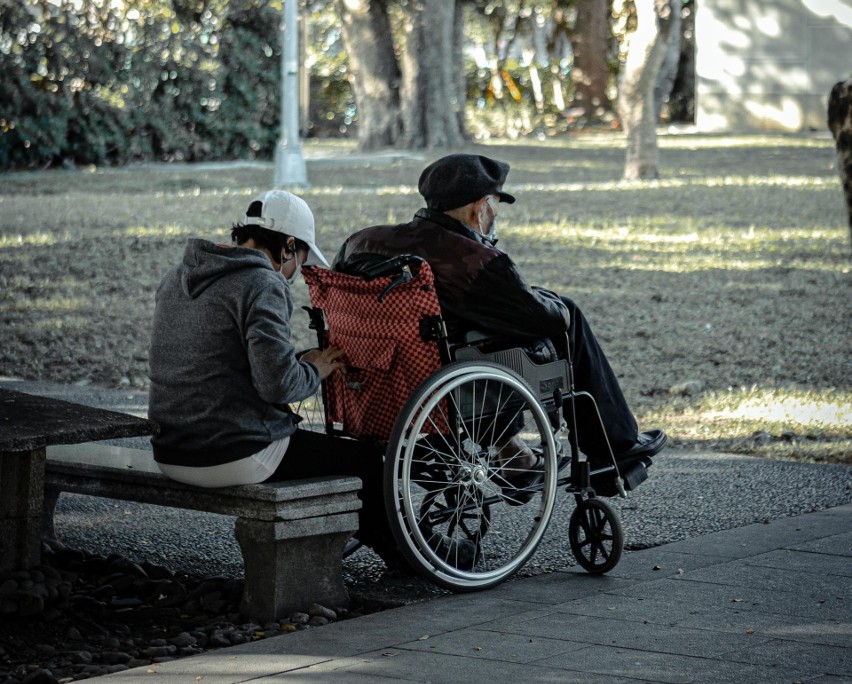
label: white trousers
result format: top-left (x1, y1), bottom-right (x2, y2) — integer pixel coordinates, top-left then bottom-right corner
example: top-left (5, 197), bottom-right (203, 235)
top-left (156, 436), bottom-right (291, 488)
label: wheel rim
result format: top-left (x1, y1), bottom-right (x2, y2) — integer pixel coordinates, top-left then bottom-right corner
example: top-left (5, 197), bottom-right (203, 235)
top-left (387, 363), bottom-right (558, 590)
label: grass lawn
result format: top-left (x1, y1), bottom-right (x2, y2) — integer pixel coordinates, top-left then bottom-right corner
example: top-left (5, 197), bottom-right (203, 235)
top-left (0, 132), bottom-right (849, 463)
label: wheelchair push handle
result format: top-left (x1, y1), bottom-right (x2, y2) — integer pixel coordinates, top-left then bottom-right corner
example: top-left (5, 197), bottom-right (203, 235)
top-left (361, 254), bottom-right (424, 280)
top-left (360, 254), bottom-right (425, 302)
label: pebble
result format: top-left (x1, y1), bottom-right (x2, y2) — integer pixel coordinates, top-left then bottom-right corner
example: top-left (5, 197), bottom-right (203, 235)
top-left (168, 632), bottom-right (194, 648)
top-left (309, 603), bottom-right (337, 621)
top-left (0, 543), bottom-right (345, 683)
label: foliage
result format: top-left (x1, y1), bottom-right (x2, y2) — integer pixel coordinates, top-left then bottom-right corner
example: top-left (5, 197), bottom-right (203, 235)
top-left (0, 0), bottom-right (284, 169)
top-left (0, 0), bottom-right (695, 168)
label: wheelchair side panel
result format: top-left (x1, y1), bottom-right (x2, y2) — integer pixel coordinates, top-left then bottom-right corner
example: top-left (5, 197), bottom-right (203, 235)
top-left (453, 345), bottom-right (571, 403)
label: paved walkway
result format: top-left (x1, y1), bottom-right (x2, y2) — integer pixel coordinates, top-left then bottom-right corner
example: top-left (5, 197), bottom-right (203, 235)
top-left (102, 503), bottom-right (852, 683)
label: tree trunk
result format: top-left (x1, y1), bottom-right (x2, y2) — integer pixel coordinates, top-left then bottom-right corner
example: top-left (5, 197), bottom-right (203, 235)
top-left (617, 0), bottom-right (679, 180)
top-left (400, 0), bottom-right (466, 149)
top-left (451, 5), bottom-right (468, 139)
top-left (827, 76), bottom-right (852, 242)
top-left (654, 1), bottom-right (683, 122)
top-left (666, 0), bottom-right (695, 123)
top-left (572, 0), bottom-right (611, 119)
top-left (334, 0), bottom-right (401, 149)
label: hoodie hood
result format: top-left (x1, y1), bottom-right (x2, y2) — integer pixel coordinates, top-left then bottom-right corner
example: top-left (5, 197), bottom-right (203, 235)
top-left (180, 238), bottom-right (274, 298)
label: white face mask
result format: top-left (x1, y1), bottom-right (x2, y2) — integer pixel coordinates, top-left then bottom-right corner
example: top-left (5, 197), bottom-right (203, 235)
top-left (279, 247), bottom-right (303, 283)
top-left (480, 197), bottom-right (498, 246)
top-left (287, 260), bottom-right (302, 283)
top-left (483, 217), bottom-right (498, 245)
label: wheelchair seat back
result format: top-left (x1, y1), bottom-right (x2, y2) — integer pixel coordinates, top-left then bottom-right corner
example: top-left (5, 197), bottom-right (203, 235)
top-left (303, 261), bottom-right (445, 442)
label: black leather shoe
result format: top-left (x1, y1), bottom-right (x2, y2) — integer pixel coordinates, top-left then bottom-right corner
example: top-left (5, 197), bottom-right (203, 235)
top-left (615, 429), bottom-right (668, 464)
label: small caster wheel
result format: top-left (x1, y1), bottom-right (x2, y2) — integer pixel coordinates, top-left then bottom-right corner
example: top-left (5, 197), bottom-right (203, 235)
top-left (569, 497), bottom-right (623, 574)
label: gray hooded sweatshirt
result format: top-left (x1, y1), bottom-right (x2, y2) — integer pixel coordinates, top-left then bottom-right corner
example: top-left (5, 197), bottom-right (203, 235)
top-left (148, 238), bottom-right (320, 467)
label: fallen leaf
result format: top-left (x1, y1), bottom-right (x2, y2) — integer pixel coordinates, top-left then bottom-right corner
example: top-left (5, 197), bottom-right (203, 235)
top-left (382, 652), bottom-right (396, 657)
top-left (731, 598), bottom-right (744, 603)
top-left (418, 634), bottom-right (430, 641)
top-left (746, 628), bottom-right (754, 635)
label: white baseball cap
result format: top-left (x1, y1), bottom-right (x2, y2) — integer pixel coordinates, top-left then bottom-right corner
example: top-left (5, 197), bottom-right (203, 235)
top-left (242, 190), bottom-right (329, 267)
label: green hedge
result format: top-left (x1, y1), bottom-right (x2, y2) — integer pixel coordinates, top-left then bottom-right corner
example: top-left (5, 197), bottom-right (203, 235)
top-left (0, 0), bottom-right (285, 169)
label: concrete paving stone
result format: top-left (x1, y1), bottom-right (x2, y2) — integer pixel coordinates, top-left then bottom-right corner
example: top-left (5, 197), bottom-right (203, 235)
top-left (476, 610), bottom-right (772, 659)
top-left (488, 569), bottom-right (639, 604)
top-left (539, 588), bottom-right (852, 649)
top-left (609, 577), bottom-right (852, 620)
top-left (255, 657), bottom-right (427, 683)
top-left (743, 549), bottom-right (852, 577)
top-left (603, 548), bottom-right (734, 582)
top-left (658, 516), bottom-right (845, 560)
top-left (674, 609), bottom-right (852, 648)
top-left (270, 647), bottom-right (635, 683)
top-left (537, 644), bottom-right (813, 684)
top-left (398, 627), bottom-right (588, 663)
top-left (544, 592), bottom-right (714, 627)
top-left (675, 560), bottom-right (852, 597)
top-left (790, 532), bottom-right (852, 558)
top-left (99, 651), bottom-right (331, 683)
top-left (724, 638), bottom-right (852, 677)
top-left (215, 593), bottom-right (549, 660)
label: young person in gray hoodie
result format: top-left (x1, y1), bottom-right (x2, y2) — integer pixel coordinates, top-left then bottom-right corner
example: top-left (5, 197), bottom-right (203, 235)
top-left (148, 190), bottom-right (399, 563)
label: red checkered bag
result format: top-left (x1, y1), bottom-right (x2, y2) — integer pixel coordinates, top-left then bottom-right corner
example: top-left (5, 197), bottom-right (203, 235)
top-left (303, 261), bottom-right (445, 442)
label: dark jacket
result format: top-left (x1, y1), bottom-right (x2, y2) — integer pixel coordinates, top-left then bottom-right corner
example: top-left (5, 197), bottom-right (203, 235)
top-left (333, 209), bottom-right (570, 342)
top-left (148, 238), bottom-right (321, 467)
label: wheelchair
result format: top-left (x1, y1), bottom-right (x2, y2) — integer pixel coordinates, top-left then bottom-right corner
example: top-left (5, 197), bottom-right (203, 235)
top-left (302, 256), bottom-right (630, 591)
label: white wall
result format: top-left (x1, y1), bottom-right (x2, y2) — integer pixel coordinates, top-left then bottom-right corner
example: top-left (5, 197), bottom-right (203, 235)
top-left (695, 0), bottom-right (852, 132)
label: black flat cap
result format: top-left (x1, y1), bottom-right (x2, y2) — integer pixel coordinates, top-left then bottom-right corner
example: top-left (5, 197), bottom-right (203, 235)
top-left (418, 154), bottom-right (517, 211)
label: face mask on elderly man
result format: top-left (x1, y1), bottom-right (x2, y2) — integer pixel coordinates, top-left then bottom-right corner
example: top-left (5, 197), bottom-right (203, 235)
top-left (480, 197), bottom-right (499, 246)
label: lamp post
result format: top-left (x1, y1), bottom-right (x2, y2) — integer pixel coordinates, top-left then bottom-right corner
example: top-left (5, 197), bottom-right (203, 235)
top-left (274, 0), bottom-right (308, 187)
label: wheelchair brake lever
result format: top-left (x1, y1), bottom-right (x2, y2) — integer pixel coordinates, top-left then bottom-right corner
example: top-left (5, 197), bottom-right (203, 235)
top-left (378, 265), bottom-right (413, 302)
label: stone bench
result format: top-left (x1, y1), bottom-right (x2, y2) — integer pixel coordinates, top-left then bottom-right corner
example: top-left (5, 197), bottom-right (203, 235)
top-left (44, 442), bottom-right (362, 623)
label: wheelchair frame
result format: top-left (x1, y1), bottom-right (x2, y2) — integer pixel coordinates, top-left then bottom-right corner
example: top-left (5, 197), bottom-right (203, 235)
top-left (302, 257), bottom-right (627, 591)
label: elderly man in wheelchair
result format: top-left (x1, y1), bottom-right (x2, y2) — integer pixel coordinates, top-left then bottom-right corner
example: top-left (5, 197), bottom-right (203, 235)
top-left (301, 154), bottom-right (667, 591)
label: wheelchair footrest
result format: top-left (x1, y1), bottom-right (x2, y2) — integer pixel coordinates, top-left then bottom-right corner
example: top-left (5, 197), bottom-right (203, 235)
top-left (621, 459), bottom-right (649, 492)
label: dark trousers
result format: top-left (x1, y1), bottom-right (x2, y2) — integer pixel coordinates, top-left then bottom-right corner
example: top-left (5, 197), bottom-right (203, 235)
top-left (560, 296), bottom-right (639, 460)
top-left (268, 429), bottom-right (392, 551)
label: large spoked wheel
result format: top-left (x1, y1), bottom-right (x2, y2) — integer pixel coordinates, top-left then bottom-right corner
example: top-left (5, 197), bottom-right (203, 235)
top-left (384, 361), bottom-right (559, 591)
top-left (568, 497), bottom-right (623, 574)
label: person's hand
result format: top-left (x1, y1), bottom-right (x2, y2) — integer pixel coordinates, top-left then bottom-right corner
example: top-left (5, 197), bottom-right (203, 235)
top-left (302, 346), bottom-right (346, 380)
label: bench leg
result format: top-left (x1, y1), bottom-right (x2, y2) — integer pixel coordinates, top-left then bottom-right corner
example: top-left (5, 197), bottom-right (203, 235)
top-left (234, 512), bottom-right (359, 623)
top-left (0, 447), bottom-right (45, 572)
